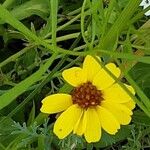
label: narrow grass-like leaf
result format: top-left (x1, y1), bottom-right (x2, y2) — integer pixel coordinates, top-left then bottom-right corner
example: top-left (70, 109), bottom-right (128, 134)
top-left (38, 135), bottom-right (45, 150)
top-left (99, 0), bottom-right (141, 50)
top-left (57, 48), bottom-right (150, 64)
top-left (133, 111), bottom-right (150, 126)
top-left (125, 73), bottom-right (150, 111)
top-left (0, 143), bottom-right (5, 150)
top-left (2, 0), bottom-right (49, 23)
top-left (101, 0), bottom-right (116, 37)
top-left (0, 53), bottom-right (57, 110)
top-left (50, 0), bottom-right (58, 50)
top-left (81, 0), bottom-right (90, 46)
top-left (0, 45), bottom-right (34, 68)
top-left (115, 60), bottom-right (150, 117)
top-left (2, 0), bottom-right (15, 8)
top-left (27, 102), bottom-right (35, 126)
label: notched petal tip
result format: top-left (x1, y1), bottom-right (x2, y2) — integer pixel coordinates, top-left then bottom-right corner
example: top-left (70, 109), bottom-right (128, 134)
top-left (84, 108), bottom-right (101, 143)
top-left (101, 101), bottom-right (133, 125)
top-left (102, 83), bottom-right (136, 103)
top-left (40, 94), bottom-right (72, 114)
top-left (96, 106), bottom-right (120, 135)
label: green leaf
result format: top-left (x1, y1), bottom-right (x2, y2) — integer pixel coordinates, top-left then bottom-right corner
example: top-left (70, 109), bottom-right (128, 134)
top-left (38, 135), bottom-right (45, 150)
top-left (130, 63), bottom-right (150, 89)
top-left (0, 0), bottom-right (49, 24)
top-left (129, 63), bottom-right (150, 98)
top-left (0, 117), bottom-right (17, 147)
top-left (27, 101), bottom-right (35, 126)
top-left (20, 48), bottom-right (36, 68)
top-left (99, 0), bottom-right (141, 50)
top-left (94, 126), bottom-right (131, 148)
top-left (133, 110), bottom-right (150, 126)
top-left (118, 0), bottom-right (130, 9)
top-left (51, 0), bottom-right (58, 49)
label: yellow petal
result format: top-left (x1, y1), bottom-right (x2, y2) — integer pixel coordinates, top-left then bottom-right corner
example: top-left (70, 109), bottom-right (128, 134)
top-left (123, 84), bottom-right (135, 110)
top-left (102, 83), bottom-right (135, 103)
top-left (101, 101), bottom-right (132, 125)
top-left (124, 99), bottom-right (135, 110)
top-left (54, 104), bottom-right (82, 139)
top-left (62, 67), bottom-right (86, 87)
top-left (84, 108), bottom-right (101, 143)
top-left (40, 94), bottom-right (72, 114)
top-left (93, 63), bottom-right (121, 90)
top-left (119, 103), bottom-right (132, 115)
top-left (96, 106), bottom-right (120, 135)
top-left (83, 55), bottom-right (101, 82)
top-left (73, 110), bottom-right (87, 136)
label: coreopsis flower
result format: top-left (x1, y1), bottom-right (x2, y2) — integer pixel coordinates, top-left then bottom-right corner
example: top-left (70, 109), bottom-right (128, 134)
top-left (40, 55), bottom-right (135, 143)
top-left (140, 0), bottom-right (150, 16)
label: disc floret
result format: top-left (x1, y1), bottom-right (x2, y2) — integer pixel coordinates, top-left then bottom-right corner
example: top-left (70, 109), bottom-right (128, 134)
top-left (71, 82), bottom-right (103, 108)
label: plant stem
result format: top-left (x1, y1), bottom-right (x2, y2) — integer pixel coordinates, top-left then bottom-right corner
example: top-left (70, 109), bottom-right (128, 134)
top-left (0, 45), bottom-right (35, 68)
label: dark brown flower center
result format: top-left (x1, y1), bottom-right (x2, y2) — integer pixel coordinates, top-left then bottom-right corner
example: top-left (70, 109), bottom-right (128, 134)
top-left (71, 82), bottom-right (103, 108)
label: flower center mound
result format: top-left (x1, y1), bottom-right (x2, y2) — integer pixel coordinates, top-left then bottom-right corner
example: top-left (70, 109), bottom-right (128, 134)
top-left (71, 82), bottom-right (103, 108)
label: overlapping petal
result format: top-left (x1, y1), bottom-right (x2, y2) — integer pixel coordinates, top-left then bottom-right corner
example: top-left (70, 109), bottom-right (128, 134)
top-left (101, 101), bottom-right (132, 125)
top-left (96, 106), bottom-right (120, 134)
top-left (102, 83), bottom-right (135, 103)
top-left (93, 63), bottom-right (121, 90)
top-left (62, 67), bottom-right (87, 87)
top-left (84, 108), bottom-right (101, 143)
top-left (40, 94), bottom-right (72, 114)
top-left (83, 55), bottom-right (101, 82)
top-left (124, 100), bottom-right (135, 110)
top-left (73, 110), bottom-right (87, 136)
top-left (54, 104), bottom-right (82, 139)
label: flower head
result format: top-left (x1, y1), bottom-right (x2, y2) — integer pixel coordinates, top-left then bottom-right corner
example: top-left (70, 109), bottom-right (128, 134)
top-left (40, 55), bottom-right (135, 143)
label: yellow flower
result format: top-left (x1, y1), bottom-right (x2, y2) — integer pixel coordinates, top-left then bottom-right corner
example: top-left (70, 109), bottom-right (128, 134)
top-left (40, 55), bottom-right (135, 143)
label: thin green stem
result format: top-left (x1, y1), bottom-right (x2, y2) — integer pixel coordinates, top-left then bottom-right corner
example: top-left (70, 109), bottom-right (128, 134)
top-left (101, 0), bottom-right (116, 37)
top-left (56, 48), bottom-right (150, 64)
top-left (130, 6), bottom-right (150, 24)
top-left (0, 45), bottom-right (35, 68)
top-left (45, 32), bottom-right (80, 43)
top-left (81, 0), bottom-right (90, 46)
top-left (0, 5), bottom-right (54, 52)
top-left (44, 10), bottom-right (90, 39)
top-left (125, 73), bottom-right (150, 111)
top-left (51, 0), bottom-right (58, 51)
top-left (99, 0), bottom-right (141, 50)
top-left (118, 41), bottom-right (150, 51)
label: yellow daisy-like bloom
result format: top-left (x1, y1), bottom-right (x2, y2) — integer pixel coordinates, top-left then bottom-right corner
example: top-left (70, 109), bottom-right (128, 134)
top-left (40, 55), bottom-right (135, 143)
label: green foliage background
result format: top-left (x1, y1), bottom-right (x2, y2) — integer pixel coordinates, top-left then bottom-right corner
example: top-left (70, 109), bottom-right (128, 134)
top-left (0, 0), bottom-right (150, 149)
